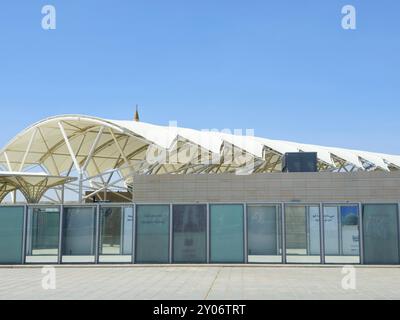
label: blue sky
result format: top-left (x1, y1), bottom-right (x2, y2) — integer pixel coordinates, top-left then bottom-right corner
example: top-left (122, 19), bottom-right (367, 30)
top-left (0, 0), bottom-right (399, 154)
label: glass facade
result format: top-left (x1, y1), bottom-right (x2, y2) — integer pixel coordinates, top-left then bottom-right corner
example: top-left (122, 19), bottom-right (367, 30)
top-left (247, 205), bottom-right (282, 263)
top-left (0, 206), bottom-right (24, 264)
top-left (26, 207), bottom-right (60, 264)
top-left (210, 204), bottom-right (244, 263)
top-left (0, 202), bottom-right (399, 265)
top-left (99, 206), bottom-right (133, 263)
top-left (173, 205), bottom-right (207, 263)
top-left (62, 207), bottom-right (96, 263)
top-left (323, 205), bottom-right (360, 264)
top-left (363, 204), bottom-right (400, 265)
top-left (285, 205), bottom-right (321, 263)
top-left (136, 205), bottom-right (170, 263)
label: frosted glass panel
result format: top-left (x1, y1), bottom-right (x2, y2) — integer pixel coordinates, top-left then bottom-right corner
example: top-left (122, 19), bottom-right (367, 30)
top-left (363, 204), bottom-right (399, 264)
top-left (173, 205), bottom-right (207, 263)
top-left (324, 205), bottom-right (360, 264)
top-left (136, 205), bottom-right (170, 263)
top-left (341, 206), bottom-right (360, 257)
top-left (26, 207), bottom-right (60, 264)
top-left (210, 205), bottom-right (244, 263)
top-left (122, 207), bottom-right (134, 255)
top-left (0, 207), bottom-right (24, 264)
top-left (62, 207), bottom-right (96, 263)
top-left (308, 206), bottom-right (321, 255)
top-left (248, 205), bottom-right (282, 263)
top-left (323, 206), bottom-right (340, 255)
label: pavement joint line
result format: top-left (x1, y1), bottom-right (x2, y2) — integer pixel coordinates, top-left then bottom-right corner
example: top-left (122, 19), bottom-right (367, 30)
top-left (204, 267), bottom-right (223, 300)
top-left (0, 264), bottom-right (399, 270)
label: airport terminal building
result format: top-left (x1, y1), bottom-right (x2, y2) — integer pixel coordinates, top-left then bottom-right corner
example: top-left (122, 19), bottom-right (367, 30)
top-left (0, 114), bottom-right (399, 265)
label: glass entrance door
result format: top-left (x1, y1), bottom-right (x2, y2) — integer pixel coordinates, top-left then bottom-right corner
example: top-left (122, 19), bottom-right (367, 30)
top-left (99, 206), bottom-right (133, 263)
top-left (247, 204), bottom-right (282, 263)
top-left (26, 207), bottom-right (60, 264)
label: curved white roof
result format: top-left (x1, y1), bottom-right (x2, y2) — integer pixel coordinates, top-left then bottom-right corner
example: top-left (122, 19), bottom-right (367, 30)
top-left (0, 115), bottom-right (398, 183)
top-left (0, 172), bottom-right (75, 203)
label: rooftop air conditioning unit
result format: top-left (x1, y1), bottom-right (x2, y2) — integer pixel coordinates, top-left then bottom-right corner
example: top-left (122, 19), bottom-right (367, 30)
top-left (282, 152), bottom-right (318, 173)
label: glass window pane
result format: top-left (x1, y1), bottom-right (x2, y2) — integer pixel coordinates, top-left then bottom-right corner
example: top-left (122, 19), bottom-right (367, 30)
top-left (0, 206), bottom-right (24, 264)
top-left (99, 206), bottom-right (133, 263)
top-left (122, 207), bottom-right (134, 255)
top-left (26, 207), bottom-right (60, 264)
top-left (323, 206), bottom-right (340, 256)
top-left (248, 205), bottom-right (282, 263)
top-left (285, 205), bottom-right (321, 263)
top-left (323, 205), bottom-right (360, 264)
top-left (173, 205), bottom-right (207, 263)
top-left (62, 207), bottom-right (96, 263)
top-left (340, 206), bottom-right (360, 261)
top-left (210, 204), bottom-right (244, 263)
top-left (363, 204), bottom-right (399, 264)
top-left (136, 205), bottom-right (170, 263)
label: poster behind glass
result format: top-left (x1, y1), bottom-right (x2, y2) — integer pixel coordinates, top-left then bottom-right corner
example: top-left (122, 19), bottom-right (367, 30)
top-left (173, 205), bottom-right (207, 263)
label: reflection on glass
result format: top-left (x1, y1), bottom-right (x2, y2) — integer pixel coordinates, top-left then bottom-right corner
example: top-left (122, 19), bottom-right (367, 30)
top-left (363, 204), bottom-right (399, 264)
top-left (285, 205), bottom-right (321, 263)
top-left (210, 204), bottom-right (244, 263)
top-left (341, 206), bottom-right (360, 259)
top-left (0, 207), bottom-right (24, 264)
top-left (26, 207), bottom-right (60, 263)
top-left (248, 205), bottom-right (282, 263)
top-left (323, 205), bottom-right (360, 264)
top-left (62, 207), bottom-right (96, 263)
top-left (136, 205), bottom-right (170, 263)
top-left (173, 205), bottom-right (207, 263)
top-left (99, 206), bottom-right (133, 263)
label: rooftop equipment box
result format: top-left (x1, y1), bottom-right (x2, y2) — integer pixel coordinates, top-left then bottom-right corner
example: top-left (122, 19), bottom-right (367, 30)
top-left (282, 152), bottom-right (318, 172)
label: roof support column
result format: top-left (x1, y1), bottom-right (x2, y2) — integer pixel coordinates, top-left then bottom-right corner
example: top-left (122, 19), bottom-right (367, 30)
top-left (82, 126), bottom-right (105, 172)
top-left (58, 121), bottom-right (84, 203)
top-left (58, 122), bottom-right (81, 173)
top-left (19, 129), bottom-right (38, 172)
top-left (78, 171), bottom-right (84, 204)
top-left (3, 152), bottom-right (13, 172)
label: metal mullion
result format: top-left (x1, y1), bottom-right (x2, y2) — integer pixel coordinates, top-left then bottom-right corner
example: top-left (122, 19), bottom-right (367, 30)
top-left (338, 206), bottom-right (343, 256)
top-left (281, 203), bottom-right (286, 264)
top-left (358, 202), bottom-right (364, 265)
top-left (120, 207), bottom-right (125, 253)
top-left (95, 204), bottom-right (100, 264)
top-left (169, 204), bottom-right (173, 264)
top-left (132, 204), bottom-right (136, 264)
top-left (207, 203), bottom-right (210, 264)
top-left (244, 203), bottom-right (248, 264)
top-left (397, 203), bottom-right (400, 264)
top-left (306, 206), bottom-right (310, 255)
top-left (58, 204), bottom-right (64, 264)
top-left (319, 203), bottom-right (325, 265)
top-left (276, 206), bottom-right (280, 259)
top-left (21, 205), bottom-right (28, 265)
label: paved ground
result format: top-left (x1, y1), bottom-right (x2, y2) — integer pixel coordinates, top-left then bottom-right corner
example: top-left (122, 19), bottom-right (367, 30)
top-left (0, 265), bottom-right (399, 300)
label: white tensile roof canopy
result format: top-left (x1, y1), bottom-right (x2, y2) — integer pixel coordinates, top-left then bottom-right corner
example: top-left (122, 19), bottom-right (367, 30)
top-left (0, 114), bottom-right (398, 203)
top-left (0, 172), bottom-right (75, 203)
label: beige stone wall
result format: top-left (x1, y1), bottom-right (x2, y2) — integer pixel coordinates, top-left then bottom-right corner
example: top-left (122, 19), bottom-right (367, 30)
top-left (133, 172), bottom-right (400, 203)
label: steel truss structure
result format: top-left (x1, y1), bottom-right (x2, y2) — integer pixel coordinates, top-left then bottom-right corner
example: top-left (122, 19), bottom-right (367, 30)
top-left (0, 115), bottom-right (399, 204)
top-left (0, 172), bottom-right (75, 203)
